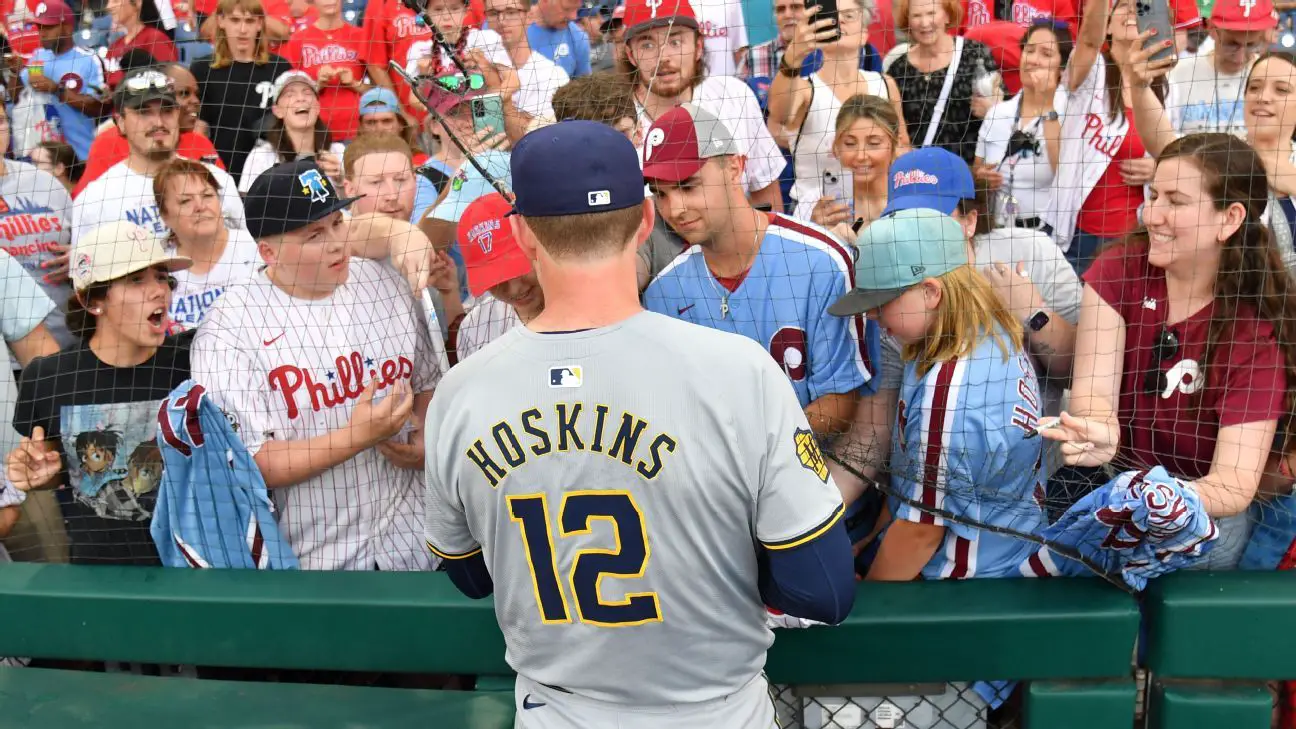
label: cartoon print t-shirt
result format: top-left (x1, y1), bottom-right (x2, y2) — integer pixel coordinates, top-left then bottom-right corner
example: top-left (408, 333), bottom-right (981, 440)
top-left (13, 330), bottom-right (194, 565)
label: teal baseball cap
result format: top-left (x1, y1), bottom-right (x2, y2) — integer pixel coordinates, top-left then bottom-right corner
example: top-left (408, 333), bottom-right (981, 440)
top-left (828, 208), bottom-right (970, 317)
top-left (430, 151), bottom-right (512, 224)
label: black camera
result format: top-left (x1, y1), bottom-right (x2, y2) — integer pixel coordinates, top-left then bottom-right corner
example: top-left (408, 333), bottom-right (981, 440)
top-left (1006, 130), bottom-right (1041, 159)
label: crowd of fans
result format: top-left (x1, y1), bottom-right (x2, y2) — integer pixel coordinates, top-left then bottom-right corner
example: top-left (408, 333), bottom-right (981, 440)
top-left (0, 0), bottom-right (1292, 721)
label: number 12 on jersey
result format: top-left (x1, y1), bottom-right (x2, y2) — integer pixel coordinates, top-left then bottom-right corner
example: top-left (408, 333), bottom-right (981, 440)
top-left (507, 490), bottom-right (663, 628)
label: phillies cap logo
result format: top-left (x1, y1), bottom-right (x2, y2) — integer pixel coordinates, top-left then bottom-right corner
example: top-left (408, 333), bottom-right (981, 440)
top-left (298, 169), bottom-right (331, 203)
top-left (62, 73), bottom-right (83, 93)
top-left (646, 0), bottom-right (663, 17)
top-left (73, 252), bottom-right (92, 281)
top-left (893, 169), bottom-right (939, 187)
top-left (643, 127), bottom-right (666, 161)
top-left (126, 225), bottom-right (152, 252)
top-left (1240, 0), bottom-right (1256, 15)
top-left (34, 2), bottom-right (46, 14)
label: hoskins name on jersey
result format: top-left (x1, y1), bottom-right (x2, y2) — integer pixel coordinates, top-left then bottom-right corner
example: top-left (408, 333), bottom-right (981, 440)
top-left (465, 403), bottom-right (678, 487)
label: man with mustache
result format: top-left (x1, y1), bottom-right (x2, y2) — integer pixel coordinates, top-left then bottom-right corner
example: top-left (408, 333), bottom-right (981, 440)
top-left (619, 0), bottom-right (785, 212)
top-left (74, 63), bottom-right (224, 197)
top-left (71, 69), bottom-right (245, 246)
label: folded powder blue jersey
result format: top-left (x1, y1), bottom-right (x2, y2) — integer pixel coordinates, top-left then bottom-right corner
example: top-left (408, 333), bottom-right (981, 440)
top-left (150, 380), bottom-right (299, 569)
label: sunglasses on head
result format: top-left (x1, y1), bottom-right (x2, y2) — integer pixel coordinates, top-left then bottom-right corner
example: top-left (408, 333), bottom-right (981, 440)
top-left (1142, 325), bottom-right (1180, 396)
top-left (121, 71), bottom-right (174, 94)
top-left (433, 73), bottom-right (486, 93)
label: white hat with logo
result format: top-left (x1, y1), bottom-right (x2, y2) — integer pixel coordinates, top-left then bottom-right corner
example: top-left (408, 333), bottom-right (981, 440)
top-left (70, 221), bottom-right (192, 292)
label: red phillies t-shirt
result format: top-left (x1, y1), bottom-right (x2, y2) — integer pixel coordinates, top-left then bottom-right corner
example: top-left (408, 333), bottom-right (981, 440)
top-left (261, 0), bottom-right (320, 51)
top-left (106, 27), bottom-right (179, 87)
top-left (1084, 243), bottom-right (1286, 479)
top-left (1075, 108), bottom-right (1146, 239)
top-left (282, 23), bottom-right (376, 141)
top-left (960, 0), bottom-right (1077, 33)
top-left (73, 129), bottom-right (224, 198)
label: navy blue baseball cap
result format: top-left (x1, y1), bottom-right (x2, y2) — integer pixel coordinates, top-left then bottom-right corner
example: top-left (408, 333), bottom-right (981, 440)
top-left (244, 159), bottom-right (361, 240)
top-left (883, 147), bottom-right (976, 216)
top-left (510, 120), bottom-right (644, 218)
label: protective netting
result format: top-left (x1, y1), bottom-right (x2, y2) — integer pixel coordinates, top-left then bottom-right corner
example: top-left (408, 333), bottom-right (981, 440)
top-left (0, 0), bottom-right (1294, 722)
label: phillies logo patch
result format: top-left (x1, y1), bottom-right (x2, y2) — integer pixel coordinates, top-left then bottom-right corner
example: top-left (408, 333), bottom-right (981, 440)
top-left (646, 0), bottom-right (663, 17)
top-left (769, 326), bottom-right (808, 382)
top-left (61, 73), bottom-right (83, 93)
top-left (73, 252), bottom-right (92, 281)
top-left (298, 169), bottom-right (331, 203)
top-left (643, 127), bottom-right (666, 162)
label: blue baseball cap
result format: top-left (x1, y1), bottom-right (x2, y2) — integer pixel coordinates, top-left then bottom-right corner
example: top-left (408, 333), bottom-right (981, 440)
top-left (883, 148), bottom-right (975, 216)
top-left (430, 151), bottom-right (513, 225)
top-left (359, 87), bottom-right (401, 116)
top-left (828, 208), bottom-right (969, 317)
top-left (510, 120), bottom-right (644, 218)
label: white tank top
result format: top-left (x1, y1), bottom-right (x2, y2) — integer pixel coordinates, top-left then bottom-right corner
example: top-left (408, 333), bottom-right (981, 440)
top-left (789, 71), bottom-right (888, 209)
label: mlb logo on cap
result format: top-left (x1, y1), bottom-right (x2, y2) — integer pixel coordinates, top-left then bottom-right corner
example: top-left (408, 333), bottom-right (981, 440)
top-left (549, 366), bottom-right (583, 388)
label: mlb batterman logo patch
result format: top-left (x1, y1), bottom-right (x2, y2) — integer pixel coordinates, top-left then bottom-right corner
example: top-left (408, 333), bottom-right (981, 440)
top-left (794, 428), bottom-right (828, 483)
top-left (73, 253), bottom-right (92, 281)
top-left (549, 366), bottom-right (583, 388)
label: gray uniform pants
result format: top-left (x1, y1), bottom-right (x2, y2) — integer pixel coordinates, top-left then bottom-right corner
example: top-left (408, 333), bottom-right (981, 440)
top-left (514, 672), bottom-right (777, 729)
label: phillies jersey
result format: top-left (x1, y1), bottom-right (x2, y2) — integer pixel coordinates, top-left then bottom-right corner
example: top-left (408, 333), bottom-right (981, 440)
top-left (191, 259), bottom-right (440, 571)
top-left (152, 380), bottom-right (300, 570)
top-left (424, 312), bottom-right (844, 705)
top-left (888, 328), bottom-right (1045, 579)
top-left (642, 214), bottom-right (877, 408)
top-left (282, 23), bottom-right (378, 141)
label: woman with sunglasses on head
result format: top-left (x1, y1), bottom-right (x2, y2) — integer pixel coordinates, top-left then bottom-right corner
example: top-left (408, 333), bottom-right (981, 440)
top-left (238, 71), bottom-right (346, 192)
top-left (190, 0), bottom-right (294, 181)
top-left (1127, 46), bottom-right (1296, 270)
top-left (1043, 134), bottom-right (1296, 570)
top-left (1043, 0), bottom-right (1160, 274)
top-left (974, 19), bottom-right (1071, 230)
top-left (7, 221), bottom-right (194, 565)
top-left (155, 159), bottom-right (259, 331)
top-left (768, 0), bottom-right (908, 218)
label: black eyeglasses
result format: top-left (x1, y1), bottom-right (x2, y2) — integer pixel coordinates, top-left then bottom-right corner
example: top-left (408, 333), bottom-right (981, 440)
top-left (1142, 326), bottom-right (1180, 395)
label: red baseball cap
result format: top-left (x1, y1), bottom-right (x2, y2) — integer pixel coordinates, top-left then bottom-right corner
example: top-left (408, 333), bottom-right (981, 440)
top-left (29, 0), bottom-right (74, 25)
top-left (457, 193), bottom-right (532, 297)
top-left (622, 0), bottom-right (698, 40)
top-left (641, 103), bottom-right (739, 182)
top-left (1211, 0), bottom-right (1276, 30)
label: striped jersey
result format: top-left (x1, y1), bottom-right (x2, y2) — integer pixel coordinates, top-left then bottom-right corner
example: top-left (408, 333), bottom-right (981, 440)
top-left (888, 327), bottom-right (1046, 579)
top-left (642, 214), bottom-right (878, 408)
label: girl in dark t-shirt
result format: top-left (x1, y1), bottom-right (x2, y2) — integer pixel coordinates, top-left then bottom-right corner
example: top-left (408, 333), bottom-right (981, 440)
top-left (7, 221), bottom-right (194, 565)
top-left (1044, 134), bottom-right (1296, 569)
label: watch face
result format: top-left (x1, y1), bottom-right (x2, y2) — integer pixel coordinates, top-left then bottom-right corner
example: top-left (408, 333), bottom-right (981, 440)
top-left (1028, 310), bottom-right (1050, 332)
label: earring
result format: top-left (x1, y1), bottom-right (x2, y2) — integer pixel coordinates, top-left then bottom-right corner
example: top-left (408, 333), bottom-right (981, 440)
top-left (90, 308), bottom-right (101, 315)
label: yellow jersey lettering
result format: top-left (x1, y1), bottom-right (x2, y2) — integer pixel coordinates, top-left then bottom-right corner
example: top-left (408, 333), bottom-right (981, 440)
top-left (467, 439), bottom-right (508, 488)
top-left (635, 433), bottom-right (678, 480)
top-left (556, 403), bottom-right (585, 451)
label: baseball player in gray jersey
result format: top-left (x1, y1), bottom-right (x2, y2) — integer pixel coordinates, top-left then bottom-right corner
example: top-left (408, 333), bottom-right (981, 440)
top-left (424, 121), bottom-right (857, 728)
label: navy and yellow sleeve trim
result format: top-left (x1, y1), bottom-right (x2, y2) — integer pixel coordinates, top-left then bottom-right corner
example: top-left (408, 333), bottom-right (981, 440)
top-left (761, 503), bottom-right (846, 551)
top-left (427, 541), bottom-right (483, 560)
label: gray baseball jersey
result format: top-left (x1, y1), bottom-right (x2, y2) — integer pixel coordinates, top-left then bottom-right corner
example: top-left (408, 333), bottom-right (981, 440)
top-left (424, 311), bottom-right (844, 707)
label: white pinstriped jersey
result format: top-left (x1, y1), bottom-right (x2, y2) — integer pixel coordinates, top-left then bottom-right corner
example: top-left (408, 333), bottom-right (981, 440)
top-left (192, 259), bottom-right (440, 571)
top-left (887, 326), bottom-right (1047, 579)
top-left (455, 294), bottom-right (521, 363)
top-left (424, 312), bottom-right (844, 705)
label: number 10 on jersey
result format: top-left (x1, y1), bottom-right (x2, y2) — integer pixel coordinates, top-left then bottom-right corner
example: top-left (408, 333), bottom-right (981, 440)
top-left (507, 490), bottom-right (663, 627)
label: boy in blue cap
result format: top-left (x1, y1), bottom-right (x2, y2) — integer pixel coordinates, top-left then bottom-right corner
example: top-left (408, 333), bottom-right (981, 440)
top-left (424, 120), bottom-right (855, 728)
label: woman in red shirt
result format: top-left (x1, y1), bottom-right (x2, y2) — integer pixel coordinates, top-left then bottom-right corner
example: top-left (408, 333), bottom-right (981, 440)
top-left (1044, 133), bottom-right (1296, 569)
top-left (104, 0), bottom-right (178, 87)
top-left (281, 0), bottom-right (392, 142)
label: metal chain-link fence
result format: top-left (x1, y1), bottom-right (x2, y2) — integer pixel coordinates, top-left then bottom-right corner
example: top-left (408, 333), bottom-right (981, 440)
top-left (771, 682), bottom-right (1004, 729)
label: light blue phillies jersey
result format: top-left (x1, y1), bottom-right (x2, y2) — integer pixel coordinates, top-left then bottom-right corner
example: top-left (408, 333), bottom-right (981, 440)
top-left (643, 214), bottom-right (878, 408)
top-left (152, 380), bottom-right (299, 570)
top-left (887, 327), bottom-right (1046, 579)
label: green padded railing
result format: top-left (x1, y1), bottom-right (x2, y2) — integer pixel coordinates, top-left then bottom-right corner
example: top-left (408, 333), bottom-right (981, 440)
top-left (0, 564), bottom-right (1144, 727)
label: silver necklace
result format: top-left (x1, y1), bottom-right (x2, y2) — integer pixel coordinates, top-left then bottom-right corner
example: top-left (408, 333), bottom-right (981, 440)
top-left (704, 221), bottom-right (764, 320)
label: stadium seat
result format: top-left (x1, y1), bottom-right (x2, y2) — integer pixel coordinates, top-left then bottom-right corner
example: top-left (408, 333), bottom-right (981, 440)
top-left (177, 41), bottom-right (213, 65)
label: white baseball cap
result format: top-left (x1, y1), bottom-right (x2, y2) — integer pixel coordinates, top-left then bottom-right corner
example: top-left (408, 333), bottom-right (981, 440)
top-left (70, 222), bottom-right (193, 292)
top-left (272, 70), bottom-right (318, 104)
